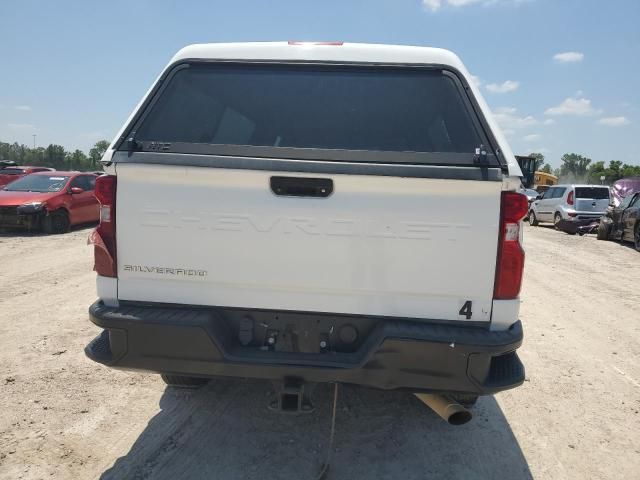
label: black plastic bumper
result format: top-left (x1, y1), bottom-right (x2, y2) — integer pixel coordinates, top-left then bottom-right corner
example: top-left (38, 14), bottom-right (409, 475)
top-left (0, 207), bottom-right (43, 229)
top-left (557, 218), bottom-right (600, 234)
top-left (86, 301), bottom-right (524, 395)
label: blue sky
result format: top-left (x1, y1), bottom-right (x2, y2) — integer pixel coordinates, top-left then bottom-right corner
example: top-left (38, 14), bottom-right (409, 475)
top-left (1, 0), bottom-right (639, 167)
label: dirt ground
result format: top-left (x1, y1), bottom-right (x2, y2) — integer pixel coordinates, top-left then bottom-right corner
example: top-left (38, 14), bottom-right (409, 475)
top-left (0, 224), bottom-right (639, 480)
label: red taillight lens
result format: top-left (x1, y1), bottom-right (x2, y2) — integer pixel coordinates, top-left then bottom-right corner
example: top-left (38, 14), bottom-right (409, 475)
top-left (567, 190), bottom-right (574, 205)
top-left (95, 174), bottom-right (116, 205)
top-left (494, 191), bottom-right (528, 300)
top-left (501, 191), bottom-right (529, 224)
top-left (90, 175), bottom-right (117, 277)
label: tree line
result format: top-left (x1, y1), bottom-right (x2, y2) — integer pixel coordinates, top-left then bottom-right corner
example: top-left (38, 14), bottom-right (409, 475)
top-left (2, 139), bottom-right (638, 185)
top-left (529, 152), bottom-right (640, 185)
top-left (0, 140), bottom-right (110, 171)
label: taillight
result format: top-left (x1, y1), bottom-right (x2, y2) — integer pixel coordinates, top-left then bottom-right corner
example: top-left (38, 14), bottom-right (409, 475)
top-left (89, 175), bottom-right (117, 277)
top-left (494, 191), bottom-right (528, 300)
top-left (567, 190), bottom-right (574, 205)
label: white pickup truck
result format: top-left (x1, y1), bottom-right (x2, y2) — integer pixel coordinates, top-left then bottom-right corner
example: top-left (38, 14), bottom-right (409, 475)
top-left (86, 42), bottom-right (527, 415)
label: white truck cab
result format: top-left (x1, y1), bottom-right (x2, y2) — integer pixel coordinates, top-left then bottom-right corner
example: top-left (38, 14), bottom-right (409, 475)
top-left (86, 43), bottom-right (527, 415)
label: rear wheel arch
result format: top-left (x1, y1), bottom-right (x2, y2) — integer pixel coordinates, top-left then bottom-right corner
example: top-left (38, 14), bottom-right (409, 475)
top-left (553, 211), bottom-right (562, 228)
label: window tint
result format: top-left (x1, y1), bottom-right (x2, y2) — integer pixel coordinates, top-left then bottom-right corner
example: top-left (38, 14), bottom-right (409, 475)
top-left (85, 175), bottom-right (96, 191)
top-left (631, 194), bottom-right (640, 207)
top-left (211, 107), bottom-right (256, 145)
top-left (70, 177), bottom-right (84, 189)
top-left (133, 63), bottom-right (488, 162)
top-left (71, 175), bottom-right (93, 191)
top-left (575, 187), bottom-right (610, 200)
top-left (541, 188), bottom-right (554, 199)
top-left (552, 187), bottom-right (566, 199)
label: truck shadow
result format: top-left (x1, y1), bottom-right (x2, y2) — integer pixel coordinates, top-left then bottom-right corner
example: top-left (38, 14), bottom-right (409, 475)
top-left (100, 378), bottom-right (532, 480)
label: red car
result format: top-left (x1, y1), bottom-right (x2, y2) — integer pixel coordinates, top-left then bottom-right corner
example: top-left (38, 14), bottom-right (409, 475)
top-left (0, 171), bottom-right (99, 233)
top-left (0, 166), bottom-right (55, 187)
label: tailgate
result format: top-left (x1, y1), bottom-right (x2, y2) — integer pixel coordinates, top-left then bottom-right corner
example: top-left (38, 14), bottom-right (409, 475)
top-left (575, 187), bottom-right (611, 213)
top-left (115, 163), bottom-right (501, 322)
top-left (108, 59), bottom-right (510, 323)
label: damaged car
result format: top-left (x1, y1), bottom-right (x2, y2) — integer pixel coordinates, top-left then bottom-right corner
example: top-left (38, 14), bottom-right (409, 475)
top-left (611, 177), bottom-right (640, 207)
top-left (0, 171), bottom-right (99, 233)
top-left (597, 191), bottom-right (640, 251)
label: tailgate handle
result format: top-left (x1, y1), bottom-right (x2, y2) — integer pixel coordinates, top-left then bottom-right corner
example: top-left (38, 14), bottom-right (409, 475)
top-left (270, 176), bottom-right (333, 198)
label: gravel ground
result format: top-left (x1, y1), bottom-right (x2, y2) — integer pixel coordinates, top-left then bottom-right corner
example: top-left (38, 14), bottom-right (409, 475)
top-left (0, 224), bottom-right (639, 480)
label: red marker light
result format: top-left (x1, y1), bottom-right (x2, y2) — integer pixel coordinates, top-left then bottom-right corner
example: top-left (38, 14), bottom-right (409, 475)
top-left (288, 41), bottom-right (344, 46)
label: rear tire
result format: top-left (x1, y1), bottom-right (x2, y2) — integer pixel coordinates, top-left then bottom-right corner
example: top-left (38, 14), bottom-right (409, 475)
top-left (161, 374), bottom-right (209, 388)
top-left (597, 221), bottom-right (610, 241)
top-left (43, 210), bottom-right (70, 234)
top-left (553, 213), bottom-right (562, 230)
top-left (528, 211), bottom-right (539, 226)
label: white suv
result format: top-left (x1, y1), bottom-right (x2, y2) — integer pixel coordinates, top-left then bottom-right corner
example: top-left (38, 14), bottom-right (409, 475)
top-left (529, 184), bottom-right (611, 227)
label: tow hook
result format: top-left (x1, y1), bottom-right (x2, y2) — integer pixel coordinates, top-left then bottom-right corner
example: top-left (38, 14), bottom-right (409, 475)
top-left (269, 377), bottom-right (315, 413)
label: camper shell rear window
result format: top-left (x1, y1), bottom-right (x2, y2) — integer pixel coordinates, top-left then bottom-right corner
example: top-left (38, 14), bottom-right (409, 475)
top-left (121, 62), bottom-right (499, 166)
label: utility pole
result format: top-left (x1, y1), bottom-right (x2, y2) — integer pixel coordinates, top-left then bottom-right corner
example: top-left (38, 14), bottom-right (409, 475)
top-left (32, 134), bottom-right (36, 149)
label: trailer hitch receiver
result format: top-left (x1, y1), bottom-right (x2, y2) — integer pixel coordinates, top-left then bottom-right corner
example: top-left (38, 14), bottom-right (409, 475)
top-left (270, 378), bottom-right (315, 413)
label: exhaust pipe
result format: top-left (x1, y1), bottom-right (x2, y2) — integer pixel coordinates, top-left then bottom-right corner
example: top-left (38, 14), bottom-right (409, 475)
top-left (414, 394), bottom-right (472, 426)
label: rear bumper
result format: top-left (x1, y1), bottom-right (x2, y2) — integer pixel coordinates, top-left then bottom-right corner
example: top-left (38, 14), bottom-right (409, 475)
top-left (86, 300), bottom-right (525, 395)
top-left (562, 210), bottom-right (606, 221)
top-left (557, 217), bottom-right (600, 234)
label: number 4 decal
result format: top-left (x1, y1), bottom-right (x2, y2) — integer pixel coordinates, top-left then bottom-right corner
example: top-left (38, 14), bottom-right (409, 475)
top-left (459, 301), bottom-right (473, 319)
